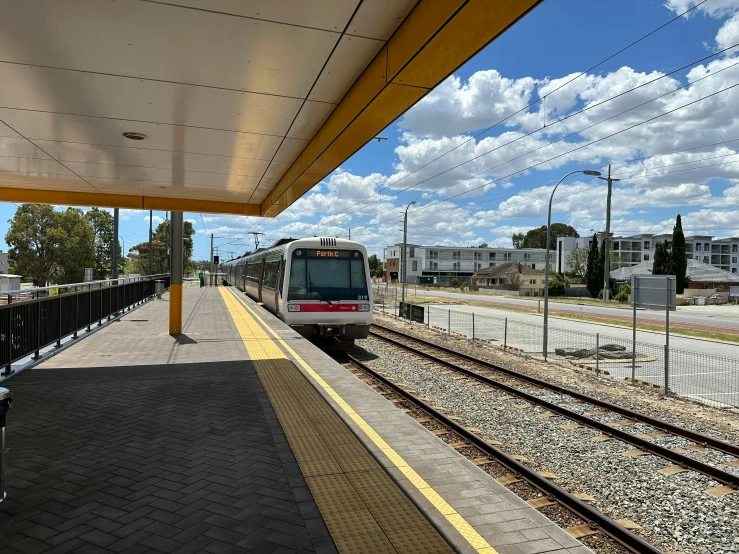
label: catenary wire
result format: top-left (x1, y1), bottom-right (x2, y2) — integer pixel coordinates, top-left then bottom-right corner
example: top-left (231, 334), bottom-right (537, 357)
top-left (318, 43), bottom-right (739, 231)
top-left (354, 78), bottom-right (739, 231)
top-left (332, 54), bottom-right (739, 230)
top-left (284, 0), bottom-right (709, 232)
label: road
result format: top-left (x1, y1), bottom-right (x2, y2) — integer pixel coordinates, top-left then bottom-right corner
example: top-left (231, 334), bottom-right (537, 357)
top-left (393, 286), bottom-right (739, 334)
top-left (376, 300), bottom-right (739, 408)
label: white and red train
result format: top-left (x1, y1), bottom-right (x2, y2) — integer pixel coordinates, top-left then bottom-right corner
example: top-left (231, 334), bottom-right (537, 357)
top-left (222, 237), bottom-right (373, 342)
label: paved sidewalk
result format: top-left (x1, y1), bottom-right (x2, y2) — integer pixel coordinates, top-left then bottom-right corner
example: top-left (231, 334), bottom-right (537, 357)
top-left (0, 288), bottom-right (335, 554)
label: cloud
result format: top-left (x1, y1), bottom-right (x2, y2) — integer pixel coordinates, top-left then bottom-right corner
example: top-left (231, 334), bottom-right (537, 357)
top-left (226, 3), bottom-right (739, 255)
top-left (717, 12), bottom-right (739, 53)
top-left (664, 0), bottom-right (739, 19)
top-left (399, 71), bottom-right (537, 138)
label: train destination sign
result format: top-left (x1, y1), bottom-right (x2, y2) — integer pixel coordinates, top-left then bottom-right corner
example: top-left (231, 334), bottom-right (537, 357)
top-left (294, 249), bottom-right (363, 259)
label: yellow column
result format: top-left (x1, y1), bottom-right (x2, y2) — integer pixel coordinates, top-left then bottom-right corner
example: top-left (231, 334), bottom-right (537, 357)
top-left (169, 211), bottom-right (183, 335)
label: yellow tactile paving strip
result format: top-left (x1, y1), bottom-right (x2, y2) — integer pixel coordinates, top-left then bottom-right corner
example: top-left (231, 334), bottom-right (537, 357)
top-left (220, 288), bottom-right (500, 554)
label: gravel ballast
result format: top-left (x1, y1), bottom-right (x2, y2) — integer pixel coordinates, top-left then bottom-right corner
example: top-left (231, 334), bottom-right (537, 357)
top-left (354, 328), bottom-right (739, 554)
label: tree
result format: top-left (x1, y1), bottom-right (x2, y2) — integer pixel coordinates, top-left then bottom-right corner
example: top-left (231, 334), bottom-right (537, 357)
top-left (610, 252), bottom-right (626, 271)
top-left (547, 270), bottom-right (570, 296)
top-left (85, 208), bottom-right (126, 279)
top-left (128, 219), bottom-right (196, 275)
top-left (506, 272), bottom-right (523, 291)
top-left (55, 208), bottom-right (95, 284)
top-left (5, 205), bottom-right (97, 286)
top-left (652, 241), bottom-right (670, 275)
top-left (368, 254), bottom-right (382, 277)
top-left (512, 224), bottom-right (579, 250)
top-left (585, 234), bottom-right (601, 298)
top-left (565, 248), bottom-right (588, 280)
top-left (669, 214), bottom-right (688, 293)
top-left (477, 242), bottom-right (488, 248)
top-left (5, 204), bottom-right (62, 286)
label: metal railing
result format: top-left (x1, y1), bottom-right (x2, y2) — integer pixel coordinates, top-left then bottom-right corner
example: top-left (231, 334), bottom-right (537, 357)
top-left (374, 288), bottom-right (739, 409)
top-left (0, 274), bottom-right (170, 375)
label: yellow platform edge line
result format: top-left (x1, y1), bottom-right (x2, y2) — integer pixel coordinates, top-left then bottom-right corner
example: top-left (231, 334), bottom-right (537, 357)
top-left (220, 288), bottom-right (497, 554)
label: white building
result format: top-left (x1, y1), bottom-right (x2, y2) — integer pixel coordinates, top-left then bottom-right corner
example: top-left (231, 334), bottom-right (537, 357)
top-left (557, 234), bottom-right (739, 275)
top-left (0, 250), bottom-right (8, 274)
top-left (383, 244), bottom-right (553, 284)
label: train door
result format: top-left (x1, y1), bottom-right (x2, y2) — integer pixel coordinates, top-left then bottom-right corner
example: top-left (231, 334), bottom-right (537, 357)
top-left (275, 255), bottom-right (285, 315)
top-left (257, 259), bottom-right (264, 302)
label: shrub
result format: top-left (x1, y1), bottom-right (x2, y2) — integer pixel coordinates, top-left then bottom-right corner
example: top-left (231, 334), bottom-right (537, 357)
top-left (615, 283), bottom-right (631, 304)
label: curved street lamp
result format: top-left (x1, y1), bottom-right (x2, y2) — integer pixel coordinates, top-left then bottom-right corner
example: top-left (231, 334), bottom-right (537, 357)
top-left (543, 169), bottom-right (601, 359)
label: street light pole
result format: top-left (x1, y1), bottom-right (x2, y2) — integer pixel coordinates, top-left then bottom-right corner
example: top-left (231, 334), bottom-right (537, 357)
top-left (401, 200), bottom-right (416, 308)
top-left (598, 164), bottom-right (620, 302)
top-left (543, 169), bottom-right (601, 360)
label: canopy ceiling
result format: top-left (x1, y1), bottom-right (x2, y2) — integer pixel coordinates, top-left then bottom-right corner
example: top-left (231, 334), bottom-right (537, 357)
top-left (0, 0), bottom-right (540, 216)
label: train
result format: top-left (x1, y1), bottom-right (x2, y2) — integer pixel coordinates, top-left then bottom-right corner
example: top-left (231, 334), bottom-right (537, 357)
top-left (221, 237), bottom-right (373, 342)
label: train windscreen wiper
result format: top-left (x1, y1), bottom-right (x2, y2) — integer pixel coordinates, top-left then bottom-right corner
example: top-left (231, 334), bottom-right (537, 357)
top-left (308, 272), bottom-right (332, 306)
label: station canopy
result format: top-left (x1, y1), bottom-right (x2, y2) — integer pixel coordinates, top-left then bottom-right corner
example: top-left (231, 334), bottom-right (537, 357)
top-left (0, 0), bottom-right (539, 216)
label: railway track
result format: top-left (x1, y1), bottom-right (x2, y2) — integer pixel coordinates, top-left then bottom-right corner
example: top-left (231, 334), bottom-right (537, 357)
top-left (369, 323), bottom-right (739, 491)
top-left (343, 353), bottom-right (662, 554)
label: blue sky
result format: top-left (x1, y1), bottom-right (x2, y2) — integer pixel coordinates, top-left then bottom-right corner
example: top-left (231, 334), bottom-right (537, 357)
top-left (3, 0), bottom-right (739, 263)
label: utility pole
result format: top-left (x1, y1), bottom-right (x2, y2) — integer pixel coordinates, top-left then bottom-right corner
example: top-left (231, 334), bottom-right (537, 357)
top-left (348, 229), bottom-right (351, 240)
top-left (112, 208), bottom-right (119, 280)
top-left (148, 210), bottom-right (153, 275)
top-left (401, 201), bottom-right (416, 307)
top-left (210, 233), bottom-right (214, 277)
top-left (598, 165), bottom-right (620, 302)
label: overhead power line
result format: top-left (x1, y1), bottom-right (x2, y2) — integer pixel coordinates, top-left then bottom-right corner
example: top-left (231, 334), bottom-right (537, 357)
top-left (356, 82), bottom-right (739, 231)
top-left (332, 51), bottom-right (739, 230)
top-left (280, 0), bottom-right (709, 233)
top-left (447, 156), bottom-right (739, 224)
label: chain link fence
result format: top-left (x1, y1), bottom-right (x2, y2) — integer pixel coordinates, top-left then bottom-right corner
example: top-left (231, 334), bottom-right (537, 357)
top-left (372, 285), bottom-right (739, 409)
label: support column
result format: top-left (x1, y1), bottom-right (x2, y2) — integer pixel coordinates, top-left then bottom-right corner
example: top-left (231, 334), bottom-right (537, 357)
top-left (112, 208), bottom-right (119, 280)
top-left (169, 211), bottom-right (183, 335)
top-left (148, 210), bottom-right (153, 275)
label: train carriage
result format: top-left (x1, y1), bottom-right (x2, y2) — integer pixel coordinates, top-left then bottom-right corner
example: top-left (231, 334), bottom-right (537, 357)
top-left (222, 238), bottom-right (372, 342)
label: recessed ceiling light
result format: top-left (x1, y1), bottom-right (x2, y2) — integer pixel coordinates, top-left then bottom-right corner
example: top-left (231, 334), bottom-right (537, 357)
top-left (123, 132), bottom-right (147, 140)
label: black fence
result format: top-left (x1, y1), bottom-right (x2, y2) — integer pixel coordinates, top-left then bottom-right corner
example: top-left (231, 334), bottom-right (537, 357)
top-left (0, 275), bottom-right (170, 373)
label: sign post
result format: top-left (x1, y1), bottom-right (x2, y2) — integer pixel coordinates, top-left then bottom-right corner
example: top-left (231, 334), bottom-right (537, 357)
top-left (631, 275), bottom-right (676, 395)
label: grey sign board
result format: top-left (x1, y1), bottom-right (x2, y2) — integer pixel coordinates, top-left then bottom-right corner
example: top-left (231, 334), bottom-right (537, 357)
top-left (631, 275), bottom-right (676, 311)
top-left (730, 286), bottom-right (739, 298)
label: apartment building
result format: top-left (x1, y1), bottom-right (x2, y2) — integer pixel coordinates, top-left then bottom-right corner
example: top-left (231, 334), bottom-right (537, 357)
top-left (383, 243), bottom-right (553, 284)
top-left (557, 234), bottom-right (739, 274)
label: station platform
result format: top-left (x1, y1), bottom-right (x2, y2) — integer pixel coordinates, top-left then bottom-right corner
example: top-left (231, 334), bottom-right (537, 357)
top-left (1, 287), bottom-right (590, 554)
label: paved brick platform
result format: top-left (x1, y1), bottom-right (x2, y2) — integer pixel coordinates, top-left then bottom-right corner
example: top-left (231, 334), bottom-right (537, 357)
top-left (0, 288), bottom-right (336, 554)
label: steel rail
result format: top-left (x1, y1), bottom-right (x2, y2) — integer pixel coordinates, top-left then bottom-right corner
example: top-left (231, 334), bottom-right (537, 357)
top-left (371, 323), bottom-right (739, 457)
top-left (369, 325), bottom-right (739, 488)
top-left (345, 353), bottom-right (664, 554)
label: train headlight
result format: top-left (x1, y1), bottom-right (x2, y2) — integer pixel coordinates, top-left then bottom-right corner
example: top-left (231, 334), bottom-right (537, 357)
top-left (288, 304), bottom-right (301, 312)
top-left (357, 304), bottom-right (369, 312)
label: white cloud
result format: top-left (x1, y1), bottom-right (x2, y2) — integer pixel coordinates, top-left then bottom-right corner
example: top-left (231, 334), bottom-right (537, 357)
top-left (717, 12), bottom-right (739, 53)
top-left (664, 0), bottom-right (739, 19)
top-left (240, 3), bottom-right (739, 254)
top-left (399, 71), bottom-right (537, 138)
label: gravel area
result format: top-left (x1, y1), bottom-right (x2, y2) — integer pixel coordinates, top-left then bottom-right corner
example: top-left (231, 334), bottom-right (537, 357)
top-left (373, 313), bottom-right (739, 444)
top-left (354, 335), bottom-right (739, 554)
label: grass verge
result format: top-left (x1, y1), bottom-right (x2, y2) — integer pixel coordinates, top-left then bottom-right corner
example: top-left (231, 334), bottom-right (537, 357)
top-left (376, 294), bottom-right (739, 344)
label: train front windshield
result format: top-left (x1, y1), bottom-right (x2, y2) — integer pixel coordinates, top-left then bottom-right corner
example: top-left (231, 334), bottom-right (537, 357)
top-left (288, 249), bottom-right (369, 301)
